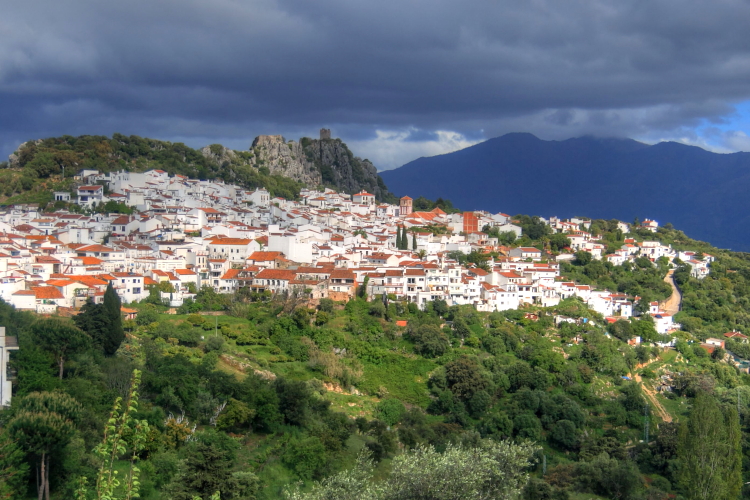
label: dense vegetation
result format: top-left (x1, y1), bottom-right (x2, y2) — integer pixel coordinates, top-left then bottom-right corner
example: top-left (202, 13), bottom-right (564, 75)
top-left (0, 243), bottom-right (748, 500)
top-left (0, 203), bottom-right (747, 498)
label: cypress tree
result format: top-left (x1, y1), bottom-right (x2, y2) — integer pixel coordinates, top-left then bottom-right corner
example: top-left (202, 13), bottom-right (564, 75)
top-left (396, 226), bottom-right (402, 250)
top-left (412, 233), bottom-right (417, 250)
top-left (678, 392), bottom-right (742, 500)
top-left (401, 226), bottom-right (408, 249)
top-left (102, 283), bottom-right (124, 355)
top-left (74, 297), bottom-right (106, 351)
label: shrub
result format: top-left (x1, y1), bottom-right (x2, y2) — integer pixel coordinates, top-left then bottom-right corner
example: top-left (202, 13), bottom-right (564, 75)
top-left (375, 398), bottom-right (406, 426)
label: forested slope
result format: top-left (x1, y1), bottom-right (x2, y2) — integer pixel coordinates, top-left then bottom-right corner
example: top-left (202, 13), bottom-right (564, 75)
top-left (1, 220), bottom-right (749, 499)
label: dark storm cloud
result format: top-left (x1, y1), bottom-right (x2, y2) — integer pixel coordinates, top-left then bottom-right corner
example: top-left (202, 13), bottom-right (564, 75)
top-left (2, 0), bottom-right (750, 166)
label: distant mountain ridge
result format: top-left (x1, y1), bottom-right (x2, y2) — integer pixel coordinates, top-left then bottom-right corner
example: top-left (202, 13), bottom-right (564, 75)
top-left (381, 133), bottom-right (750, 251)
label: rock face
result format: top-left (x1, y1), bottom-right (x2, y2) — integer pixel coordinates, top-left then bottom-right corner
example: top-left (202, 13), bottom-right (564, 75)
top-left (198, 133), bottom-right (393, 200)
top-left (200, 144), bottom-right (240, 166)
top-left (302, 138), bottom-right (389, 200)
top-left (250, 135), bottom-right (322, 187)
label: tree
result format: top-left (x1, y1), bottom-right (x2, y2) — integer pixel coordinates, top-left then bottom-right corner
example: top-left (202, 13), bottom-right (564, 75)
top-left (103, 283), bottom-right (125, 355)
top-left (677, 392), bottom-right (742, 500)
top-left (358, 276), bottom-right (370, 299)
top-left (573, 251), bottom-right (592, 266)
top-left (74, 290), bottom-right (124, 356)
top-left (412, 233), bottom-right (417, 250)
top-left (29, 317), bottom-right (89, 379)
top-left (376, 399), bottom-right (406, 426)
top-left (396, 226), bottom-right (402, 250)
top-left (416, 249), bottom-right (427, 260)
top-left (548, 233), bottom-right (571, 252)
top-left (444, 356), bottom-right (490, 401)
top-left (74, 370), bottom-right (151, 500)
top-left (607, 319), bottom-right (634, 342)
top-left (136, 306), bottom-right (159, 326)
top-left (285, 450), bottom-right (380, 500)
top-left (411, 324), bottom-right (450, 358)
top-left (551, 420), bottom-right (577, 450)
top-left (0, 429), bottom-right (28, 500)
top-left (285, 441), bottom-right (538, 500)
top-left (9, 392), bottom-right (82, 500)
top-left (498, 231), bottom-right (517, 246)
top-left (167, 441), bottom-right (235, 499)
top-left (74, 298), bottom-right (107, 348)
top-left (384, 441), bottom-right (537, 500)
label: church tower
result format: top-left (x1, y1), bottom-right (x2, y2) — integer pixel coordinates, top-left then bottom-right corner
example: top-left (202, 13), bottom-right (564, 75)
top-left (400, 196), bottom-right (413, 216)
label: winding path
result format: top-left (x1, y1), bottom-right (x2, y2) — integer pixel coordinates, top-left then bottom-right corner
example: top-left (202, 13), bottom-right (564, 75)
top-left (660, 269), bottom-right (682, 317)
top-left (632, 358), bottom-right (673, 423)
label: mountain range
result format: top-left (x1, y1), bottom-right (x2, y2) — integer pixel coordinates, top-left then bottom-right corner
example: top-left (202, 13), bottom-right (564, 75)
top-left (381, 133), bottom-right (750, 251)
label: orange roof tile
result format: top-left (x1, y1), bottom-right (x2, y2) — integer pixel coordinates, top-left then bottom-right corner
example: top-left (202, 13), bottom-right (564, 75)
top-left (32, 286), bottom-right (65, 299)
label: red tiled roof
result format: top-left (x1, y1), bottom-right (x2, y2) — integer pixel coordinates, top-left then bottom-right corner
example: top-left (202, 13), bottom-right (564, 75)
top-left (254, 269), bottom-right (297, 280)
top-left (248, 251), bottom-right (284, 261)
top-left (32, 286), bottom-right (65, 299)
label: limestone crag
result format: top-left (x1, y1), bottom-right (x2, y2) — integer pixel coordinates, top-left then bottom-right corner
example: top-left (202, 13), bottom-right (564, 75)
top-left (302, 138), bottom-right (389, 200)
top-left (250, 135), bottom-right (322, 187)
top-left (200, 144), bottom-right (242, 166)
top-left (198, 133), bottom-right (393, 200)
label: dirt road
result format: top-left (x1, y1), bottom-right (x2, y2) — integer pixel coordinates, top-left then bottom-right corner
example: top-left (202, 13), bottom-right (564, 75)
top-left (632, 358), bottom-right (673, 423)
top-left (660, 270), bottom-right (682, 316)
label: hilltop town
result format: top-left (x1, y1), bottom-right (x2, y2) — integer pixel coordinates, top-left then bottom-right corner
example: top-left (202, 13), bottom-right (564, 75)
top-left (0, 167), bottom-right (712, 329)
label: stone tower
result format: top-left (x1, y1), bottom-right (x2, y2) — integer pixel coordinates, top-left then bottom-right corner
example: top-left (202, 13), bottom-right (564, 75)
top-left (320, 128), bottom-right (331, 140)
top-left (400, 196), bottom-right (413, 216)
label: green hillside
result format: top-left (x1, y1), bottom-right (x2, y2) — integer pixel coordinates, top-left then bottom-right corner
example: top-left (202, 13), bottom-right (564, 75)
top-left (1, 222), bottom-right (749, 499)
top-left (0, 133), bottom-right (396, 206)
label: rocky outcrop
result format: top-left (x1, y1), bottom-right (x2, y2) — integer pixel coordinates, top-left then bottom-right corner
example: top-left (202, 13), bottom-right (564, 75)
top-left (198, 133), bottom-right (393, 200)
top-left (200, 144), bottom-right (242, 166)
top-left (7, 140), bottom-right (43, 168)
top-left (250, 135), bottom-right (322, 187)
top-left (301, 138), bottom-right (390, 200)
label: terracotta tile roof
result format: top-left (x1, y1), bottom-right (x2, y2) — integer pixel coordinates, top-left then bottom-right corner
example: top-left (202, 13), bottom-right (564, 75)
top-left (46, 279), bottom-right (78, 287)
top-left (32, 286), bottom-right (64, 299)
top-left (36, 256), bottom-right (61, 264)
top-left (208, 238), bottom-right (253, 245)
top-left (77, 244), bottom-right (115, 253)
top-left (221, 269), bottom-right (241, 280)
top-left (330, 269), bottom-right (356, 280)
top-left (76, 256), bottom-right (104, 265)
top-left (248, 251), bottom-right (284, 261)
top-left (69, 276), bottom-right (109, 287)
top-left (254, 269), bottom-right (297, 280)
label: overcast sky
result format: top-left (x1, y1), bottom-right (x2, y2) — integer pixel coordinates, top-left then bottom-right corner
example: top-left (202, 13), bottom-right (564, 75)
top-left (3, 0), bottom-right (750, 169)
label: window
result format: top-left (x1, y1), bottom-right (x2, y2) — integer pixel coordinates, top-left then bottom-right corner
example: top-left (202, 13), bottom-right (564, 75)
top-left (133, 288), bottom-right (141, 294)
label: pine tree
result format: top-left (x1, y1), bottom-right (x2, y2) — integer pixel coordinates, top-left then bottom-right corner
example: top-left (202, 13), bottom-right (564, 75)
top-left (396, 226), bottom-right (402, 250)
top-left (9, 392), bottom-right (82, 500)
top-left (102, 283), bottom-right (125, 356)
